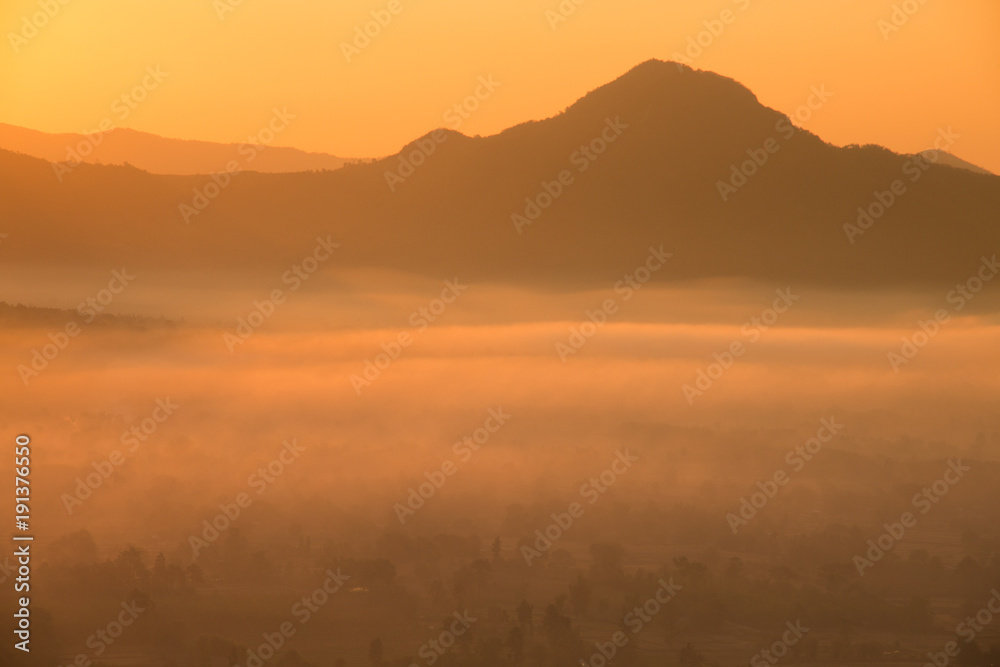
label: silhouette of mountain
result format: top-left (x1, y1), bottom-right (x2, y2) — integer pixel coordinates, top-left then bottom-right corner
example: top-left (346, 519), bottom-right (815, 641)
top-left (0, 301), bottom-right (173, 329)
top-left (1, 60), bottom-right (997, 289)
top-left (918, 149), bottom-right (994, 176)
top-left (0, 122), bottom-right (348, 175)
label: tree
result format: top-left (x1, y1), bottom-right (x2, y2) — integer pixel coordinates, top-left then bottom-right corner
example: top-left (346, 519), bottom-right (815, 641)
top-left (186, 563), bottom-right (204, 587)
top-left (589, 542), bottom-right (625, 582)
top-left (152, 552), bottom-right (168, 590)
top-left (679, 643), bottom-right (705, 667)
top-left (471, 558), bottom-right (492, 593)
top-left (506, 626), bottom-right (524, 663)
top-left (114, 546), bottom-right (150, 591)
top-left (368, 639), bottom-right (383, 667)
top-left (542, 595), bottom-right (573, 645)
top-left (569, 575), bottom-right (591, 617)
top-left (516, 599), bottom-right (533, 632)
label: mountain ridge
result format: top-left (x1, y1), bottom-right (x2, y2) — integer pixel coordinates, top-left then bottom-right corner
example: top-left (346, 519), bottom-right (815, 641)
top-left (0, 122), bottom-right (350, 175)
top-left (1, 60), bottom-right (997, 291)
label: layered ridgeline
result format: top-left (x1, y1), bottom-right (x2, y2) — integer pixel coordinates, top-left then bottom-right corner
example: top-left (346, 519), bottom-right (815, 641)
top-left (1, 60), bottom-right (997, 288)
top-left (0, 121), bottom-right (348, 176)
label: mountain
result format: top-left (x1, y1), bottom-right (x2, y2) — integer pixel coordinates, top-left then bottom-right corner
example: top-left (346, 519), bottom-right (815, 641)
top-left (1, 60), bottom-right (998, 290)
top-left (919, 149), bottom-right (994, 176)
top-left (0, 122), bottom-right (348, 175)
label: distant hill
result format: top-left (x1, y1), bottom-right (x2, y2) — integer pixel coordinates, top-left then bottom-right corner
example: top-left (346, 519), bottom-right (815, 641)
top-left (918, 149), bottom-right (994, 176)
top-left (0, 60), bottom-right (998, 289)
top-left (0, 302), bottom-right (173, 329)
top-left (0, 122), bottom-right (348, 175)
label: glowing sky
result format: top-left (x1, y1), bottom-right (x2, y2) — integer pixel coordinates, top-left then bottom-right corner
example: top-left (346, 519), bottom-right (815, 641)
top-left (2, 0), bottom-right (998, 170)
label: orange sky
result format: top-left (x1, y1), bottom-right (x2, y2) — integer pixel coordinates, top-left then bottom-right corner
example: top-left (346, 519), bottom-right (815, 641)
top-left (1, 0), bottom-right (999, 171)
